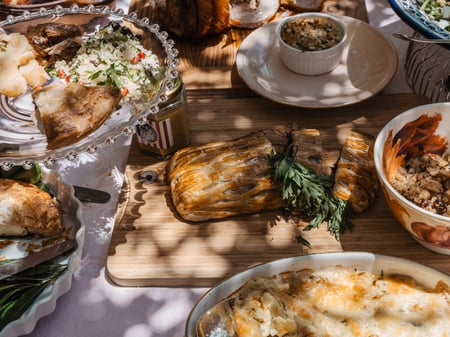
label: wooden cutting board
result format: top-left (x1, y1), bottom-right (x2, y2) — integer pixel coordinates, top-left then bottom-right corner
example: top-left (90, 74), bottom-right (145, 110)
top-left (105, 91), bottom-right (450, 287)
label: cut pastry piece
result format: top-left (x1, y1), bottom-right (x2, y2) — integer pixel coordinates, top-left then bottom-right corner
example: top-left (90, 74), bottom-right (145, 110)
top-left (32, 82), bottom-right (122, 149)
top-left (333, 130), bottom-right (378, 213)
top-left (194, 0), bottom-right (215, 38)
top-left (229, 0), bottom-right (279, 28)
top-left (167, 131), bottom-right (284, 222)
top-left (291, 128), bottom-right (322, 173)
top-left (0, 178), bottom-right (63, 237)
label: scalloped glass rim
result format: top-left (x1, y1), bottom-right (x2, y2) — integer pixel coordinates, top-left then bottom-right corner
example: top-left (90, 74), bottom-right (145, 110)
top-left (0, 4), bottom-right (179, 168)
top-left (388, 0), bottom-right (450, 44)
top-left (0, 0), bottom-right (66, 9)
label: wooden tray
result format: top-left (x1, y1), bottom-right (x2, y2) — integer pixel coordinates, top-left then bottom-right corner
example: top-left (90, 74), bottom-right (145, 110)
top-left (105, 91), bottom-right (449, 287)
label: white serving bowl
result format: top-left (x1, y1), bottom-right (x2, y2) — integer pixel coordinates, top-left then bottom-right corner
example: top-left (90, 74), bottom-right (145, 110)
top-left (276, 12), bottom-right (347, 75)
top-left (185, 252), bottom-right (450, 337)
top-left (374, 102), bottom-right (450, 255)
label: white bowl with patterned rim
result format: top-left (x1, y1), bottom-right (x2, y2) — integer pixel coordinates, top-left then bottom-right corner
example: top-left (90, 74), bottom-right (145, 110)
top-left (374, 102), bottom-right (450, 255)
top-left (389, 0), bottom-right (450, 41)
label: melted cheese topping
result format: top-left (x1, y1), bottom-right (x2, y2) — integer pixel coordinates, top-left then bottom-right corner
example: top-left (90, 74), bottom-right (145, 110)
top-left (232, 266), bottom-right (450, 337)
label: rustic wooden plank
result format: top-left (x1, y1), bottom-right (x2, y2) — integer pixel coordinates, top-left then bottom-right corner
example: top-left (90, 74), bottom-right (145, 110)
top-left (105, 92), bottom-right (450, 287)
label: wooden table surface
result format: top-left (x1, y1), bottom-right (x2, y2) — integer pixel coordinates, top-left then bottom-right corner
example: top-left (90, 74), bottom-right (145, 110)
top-left (105, 3), bottom-right (448, 287)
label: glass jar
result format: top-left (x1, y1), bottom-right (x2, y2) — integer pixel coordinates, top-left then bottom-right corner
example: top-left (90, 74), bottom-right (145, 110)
top-left (136, 77), bottom-right (191, 158)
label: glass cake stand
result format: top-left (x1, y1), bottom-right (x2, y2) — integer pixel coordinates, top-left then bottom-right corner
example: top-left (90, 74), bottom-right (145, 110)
top-left (0, 5), bottom-right (179, 168)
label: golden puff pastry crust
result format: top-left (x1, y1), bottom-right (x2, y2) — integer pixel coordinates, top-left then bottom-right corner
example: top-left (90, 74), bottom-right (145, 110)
top-left (0, 179), bottom-right (63, 237)
top-left (333, 130), bottom-right (378, 213)
top-left (167, 131), bottom-right (284, 222)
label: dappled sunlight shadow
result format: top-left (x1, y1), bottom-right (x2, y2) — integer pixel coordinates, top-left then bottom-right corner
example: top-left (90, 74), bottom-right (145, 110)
top-left (175, 29), bottom-right (248, 90)
top-left (106, 91), bottom-right (437, 289)
top-left (24, 270), bottom-right (205, 337)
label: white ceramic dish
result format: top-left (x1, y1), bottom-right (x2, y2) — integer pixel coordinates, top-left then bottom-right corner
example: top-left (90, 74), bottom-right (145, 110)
top-left (229, 0), bottom-right (279, 28)
top-left (185, 252), bottom-right (450, 337)
top-left (277, 13), bottom-right (347, 75)
top-left (236, 16), bottom-right (398, 108)
top-left (0, 168), bottom-right (85, 337)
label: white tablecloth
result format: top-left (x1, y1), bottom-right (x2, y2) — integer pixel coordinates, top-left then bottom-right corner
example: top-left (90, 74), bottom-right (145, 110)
top-left (21, 1), bottom-right (413, 336)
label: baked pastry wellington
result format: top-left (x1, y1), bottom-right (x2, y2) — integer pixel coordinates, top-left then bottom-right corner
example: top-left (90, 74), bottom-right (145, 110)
top-left (167, 131), bottom-right (284, 222)
top-left (291, 128), bottom-right (322, 173)
top-left (0, 179), bottom-right (63, 237)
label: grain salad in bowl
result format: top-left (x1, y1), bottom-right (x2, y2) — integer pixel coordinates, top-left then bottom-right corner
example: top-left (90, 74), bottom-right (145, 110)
top-left (277, 13), bottom-right (347, 75)
top-left (374, 102), bottom-right (450, 255)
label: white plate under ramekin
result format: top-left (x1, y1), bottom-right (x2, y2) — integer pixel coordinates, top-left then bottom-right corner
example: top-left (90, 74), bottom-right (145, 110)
top-left (236, 16), bottom-right (398, 108)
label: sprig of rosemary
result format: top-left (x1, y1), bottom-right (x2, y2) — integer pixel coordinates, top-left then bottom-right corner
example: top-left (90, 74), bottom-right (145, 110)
top-left (271, 145), bottom-right (354, 247)
top-left (0, 261), bottom-right (67, 330)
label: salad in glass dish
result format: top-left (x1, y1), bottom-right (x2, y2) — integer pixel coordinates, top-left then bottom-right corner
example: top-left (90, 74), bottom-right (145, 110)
top-left (0, 5), bottom-right (179, 167)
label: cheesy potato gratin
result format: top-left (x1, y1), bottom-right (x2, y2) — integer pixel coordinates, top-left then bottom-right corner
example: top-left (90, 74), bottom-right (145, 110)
top-left (231, 266), bottom-right (450, 337)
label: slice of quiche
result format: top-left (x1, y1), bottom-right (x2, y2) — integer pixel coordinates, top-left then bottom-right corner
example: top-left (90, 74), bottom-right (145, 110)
top-left (0, 178), bottom-right (63, 237)
top-left (32, 82), bottom-right (122, 149)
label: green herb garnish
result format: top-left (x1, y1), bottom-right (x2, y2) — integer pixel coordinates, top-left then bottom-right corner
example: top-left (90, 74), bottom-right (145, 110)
top-left (0, 261), bottom-right (67, 330)
top-left (271, 145), bottom-right (354, 246)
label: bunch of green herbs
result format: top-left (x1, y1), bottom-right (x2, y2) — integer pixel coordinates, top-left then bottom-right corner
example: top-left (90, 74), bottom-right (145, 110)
top-left (271, 145), bottom-right (354, 247)
top-left (0, 261), bottom-right (67, 330)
